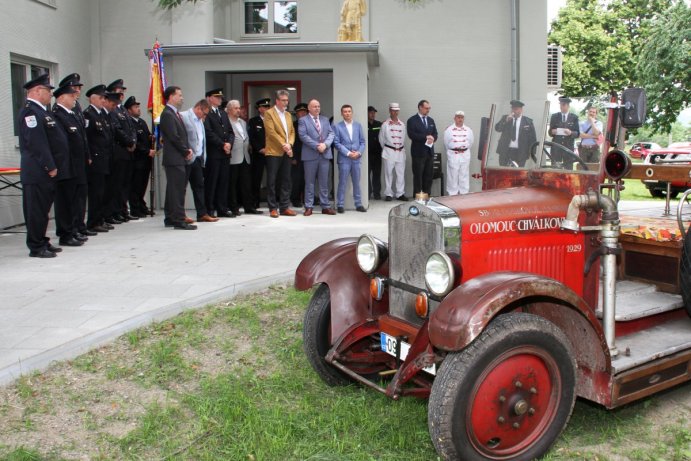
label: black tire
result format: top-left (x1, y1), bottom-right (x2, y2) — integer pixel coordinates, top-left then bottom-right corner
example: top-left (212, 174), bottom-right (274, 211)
top-left (302, 284), bottom-right (351, 386)
top-left (680, 227), bottom-right (691, 317)
top-left (649, 187), bottom-right (665, 198)
top-left (428, 313), bottom-right (576, 461)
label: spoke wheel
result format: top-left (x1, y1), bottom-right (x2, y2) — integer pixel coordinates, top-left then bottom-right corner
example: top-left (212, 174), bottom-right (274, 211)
top-left (429, 313), bottom-right (576, 461)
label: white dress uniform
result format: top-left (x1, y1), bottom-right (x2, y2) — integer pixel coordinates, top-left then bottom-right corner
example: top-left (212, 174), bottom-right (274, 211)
top-left (443, 123), bottom-right (474, 195)
top-left (378, 118), bottom-right (407, 199)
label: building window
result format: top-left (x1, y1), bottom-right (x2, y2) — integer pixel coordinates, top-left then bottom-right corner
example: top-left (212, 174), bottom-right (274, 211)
top-left (244, 1), bottom-right (298, 35)
top-left (10, 56), bottom-right (53, 136)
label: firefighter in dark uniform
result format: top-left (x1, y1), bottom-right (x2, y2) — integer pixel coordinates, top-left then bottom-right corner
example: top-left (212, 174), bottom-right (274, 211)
top-left (83, 84), bottom-right (113, 233)
top-left (290, 102), bottom-right (308, 207)
top-left (18, 74), bottom-right (62, 257)
top-left (367, 105), bottom-right (383, 199)
top-left (52, 85), bottom-right (86, 247)
top-left (248, 98), bottom-right (270, 209)
top-left (105, 79), bottom-right (137, 222)
top-left (125, 96), bottom-right (155, 217)
top-left (58, 73), bottom-right (95, 237)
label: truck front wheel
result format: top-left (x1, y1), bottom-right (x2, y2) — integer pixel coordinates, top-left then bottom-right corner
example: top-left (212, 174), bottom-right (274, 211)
top-left (428, 313), bottom-right (576, 461)
top-left (303, 284), bottom-right (351, 386)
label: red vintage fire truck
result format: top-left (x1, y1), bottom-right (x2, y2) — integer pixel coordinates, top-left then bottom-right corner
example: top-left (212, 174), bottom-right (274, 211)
top-left (295, 89), bottom-right (691, 461)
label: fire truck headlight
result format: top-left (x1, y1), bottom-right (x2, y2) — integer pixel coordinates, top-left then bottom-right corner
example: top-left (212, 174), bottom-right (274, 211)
top-left (356, 234), bottom-right (387, 274)
top-left (425, 251), bottom-right (455, 297)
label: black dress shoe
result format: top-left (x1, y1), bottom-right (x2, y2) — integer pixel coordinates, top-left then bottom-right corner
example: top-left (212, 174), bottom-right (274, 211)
top-left (356, 206), bottom-right (367, 212)
top-left (373, 195), bottom-right (381, 200)
top-left (73, 234), bottom-right (89, 242)
top-left (172, 222), bottom-right (197, 230)
top-left (397, 195), bottom-right (409, 201)
top-left (105, 217), bottom-right (122, 225)
top-left (244, 209), bottom-right (263, 214)
top-left (217, 211), bottom-right (236, 218)
top-left (89, 226), bottom-right (109, 233)
top-left (82, 229), bottom-right (98, 236)
top-left (125, 214), bottom-right (140, 220)
top-left (337, 207), bottom-right (345, 214)
top-left (60, 237), bottom-right (84, 247)
top-left (385, 196), bottom-right (393, 202)
top-left (46, 243), bottom-right (63, 253)
top-left (231, 209), bottom-right (242, 216)
top-left (29, 248), bottom-right (57, 258)
top-left (103, 223), bottom-right (115, 230)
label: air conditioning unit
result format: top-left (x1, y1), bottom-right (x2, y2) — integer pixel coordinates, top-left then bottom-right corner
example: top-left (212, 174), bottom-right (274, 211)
top-left (547, 45), bottom-right (562, 90)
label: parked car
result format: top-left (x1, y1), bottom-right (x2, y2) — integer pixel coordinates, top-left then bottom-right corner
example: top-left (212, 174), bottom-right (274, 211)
top-left (629, 141), bottom-right (661, 159)
top-left (643, 148), bottom-right (691, 198)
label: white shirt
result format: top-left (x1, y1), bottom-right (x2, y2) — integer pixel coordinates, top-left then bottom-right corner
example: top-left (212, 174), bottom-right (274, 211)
top-left (345, 121), bottom-right (354, 140)
top-left (509, 115), bottom-right (522, 149)
top-left (89, 104), bottom-right (101, 114)
top-left (276, 106), bottom-right (289, 143)
top-left (189, 110), bottom-right (205, 159)
top-left (57, 103), bottom-right (74, 114)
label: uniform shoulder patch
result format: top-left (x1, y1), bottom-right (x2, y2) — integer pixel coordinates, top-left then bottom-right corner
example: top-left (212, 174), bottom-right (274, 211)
top-left (25, 115), bottom-right (37, 128)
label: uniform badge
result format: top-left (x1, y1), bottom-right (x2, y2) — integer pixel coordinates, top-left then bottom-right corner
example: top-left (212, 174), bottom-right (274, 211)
top-left (25, 115), bottom-right (37, 128)
top-left (85, 119), bottom-right (90, 128)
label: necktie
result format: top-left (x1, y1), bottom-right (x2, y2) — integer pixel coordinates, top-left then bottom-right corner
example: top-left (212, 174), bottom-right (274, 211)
top-left (511, 118), bottom-right (517, 141)
top-left (422, 116), bottom-right (428, 128)
top-left (562, 114), bottom-right (566, 124)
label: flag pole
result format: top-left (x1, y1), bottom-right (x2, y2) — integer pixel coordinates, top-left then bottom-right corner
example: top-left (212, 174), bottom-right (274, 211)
top-left (147, 40), bottom-right (166, 217)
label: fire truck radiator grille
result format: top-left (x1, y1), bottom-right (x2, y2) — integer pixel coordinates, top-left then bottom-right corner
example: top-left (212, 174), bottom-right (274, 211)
top-left (487, 245), bottom-right (565, 280)
top-left (388, 212), bottom-right (444, 325)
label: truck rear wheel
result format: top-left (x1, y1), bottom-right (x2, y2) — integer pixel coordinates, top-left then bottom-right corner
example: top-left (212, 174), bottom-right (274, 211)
top-left (303, 284), bottom-right (351, 386)
top-left (428, 313), bottom-right (576, 461)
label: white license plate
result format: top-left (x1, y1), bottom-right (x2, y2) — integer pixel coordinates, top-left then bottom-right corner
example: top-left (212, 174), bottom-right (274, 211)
top-left (380, 332), bottom-right (436, 375)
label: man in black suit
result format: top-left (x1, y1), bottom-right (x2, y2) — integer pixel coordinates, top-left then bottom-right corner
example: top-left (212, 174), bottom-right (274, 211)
top-left (494, 99), bottom-right (537, 167)
top-left (549, 97), bottom-right (580, 168)
top-left (248, 98), bottom-right (270, 209)
top-left (406, 99), bottom-right (438, 196)
top-left (18, 74), bottom-right (63, 258)
top-left (203, 88), bottom-right (235, 218)
top-left (83, 84), bottom-right (113, 233)
top-left (52, 85), bottom-right (87, 247)
top-left (160, 85), bottom-right (196, 230)
top-left (125, 96), bottom-right (156, 217)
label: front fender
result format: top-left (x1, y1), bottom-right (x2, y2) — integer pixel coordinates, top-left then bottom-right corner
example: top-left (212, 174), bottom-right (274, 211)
top-left (429, 272), bottom-right (609, 370)
top-left (295, 238), bottom-right (372, 340)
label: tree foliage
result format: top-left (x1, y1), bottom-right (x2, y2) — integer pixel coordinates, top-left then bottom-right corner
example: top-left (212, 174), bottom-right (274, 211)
top-left (636, 1), bottom-right (690, 133)
top-left (549, 0), bottom-right (690, 134)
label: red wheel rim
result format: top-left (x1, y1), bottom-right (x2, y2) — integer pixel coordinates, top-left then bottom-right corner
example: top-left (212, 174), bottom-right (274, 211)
top-left (466, 346), bottom-right (561, 459)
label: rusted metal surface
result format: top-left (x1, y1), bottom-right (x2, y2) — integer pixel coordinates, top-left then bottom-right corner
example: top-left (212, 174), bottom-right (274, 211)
top-left (294, 238), bottom-right (373, 340)
top-left (626, 163), bottom-right (691, 182)
top-left (428, 272), bottom-right (608, 361)
top-left (385, 320), bottom-right (434, 400)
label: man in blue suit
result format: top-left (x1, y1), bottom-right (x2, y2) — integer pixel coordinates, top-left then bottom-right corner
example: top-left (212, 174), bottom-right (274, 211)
top-left (298, 99), bottom-right (336, 216)
top-left (406, 99), bottom-right (438, 196)
top-left (333, 104), bottom-right (367, 213)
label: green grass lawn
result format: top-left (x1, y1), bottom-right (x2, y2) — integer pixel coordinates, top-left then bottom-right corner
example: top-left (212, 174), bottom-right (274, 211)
top-left (1, 288), bottom-right (689, 461)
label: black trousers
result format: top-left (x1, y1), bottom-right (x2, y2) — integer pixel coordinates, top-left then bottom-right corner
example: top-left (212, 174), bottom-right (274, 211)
top-left (129, 159), bottom-right (152, 215)
top-left (250, 152), bottom-right (266, 208)
top-left (108, 157), bottom-right (132, 217)
top-left (74, 182), bottom-right (88, 233)
top-left (229, 158), bottom-right (254, 212)
top-left (290, 159), bottom-right (304, 205)
top-left (204, 156), bottom-right (230, 215)
top-left (187, 157), bottom-right (208, 218)
top-left (164, 164), bottom-right (187, 224)
top-left (22, 181), bottom-right (55, 252)
top-left (265, 154), bottom-right (292, 211)
top-left (368, 153), bottom-right (382, 198)
top-left (54, 178), bottom-right (78, 239)
top-left (412, 155), bottom-right (434, 195)
top-left (87, 171), bottom-right (108, 228)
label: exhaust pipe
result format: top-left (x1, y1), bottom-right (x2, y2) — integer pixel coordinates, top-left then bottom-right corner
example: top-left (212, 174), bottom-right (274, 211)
top-left (562, 191), bottom-right (620, 358)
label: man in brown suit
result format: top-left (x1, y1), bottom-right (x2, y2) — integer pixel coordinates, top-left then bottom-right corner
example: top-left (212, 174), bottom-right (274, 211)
top-left (263, 89), bottom-right (296, 218)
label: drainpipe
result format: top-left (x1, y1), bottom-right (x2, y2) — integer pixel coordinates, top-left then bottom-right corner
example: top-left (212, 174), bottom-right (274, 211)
top-left (510, 0), bottom-right (519, 100)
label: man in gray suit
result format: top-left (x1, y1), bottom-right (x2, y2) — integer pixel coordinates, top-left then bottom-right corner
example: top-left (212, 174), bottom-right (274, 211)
top-left (160, 86), bottom-right (196, 230)
top-left (180, 99), bottom-right (218, 223)
top-left (298, 99), bottom-right (335, 216)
